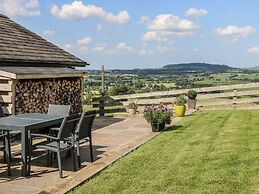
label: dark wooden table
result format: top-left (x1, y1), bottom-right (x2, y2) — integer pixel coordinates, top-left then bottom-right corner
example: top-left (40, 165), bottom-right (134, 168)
top-left (0, 113), bottom-right (64, 176)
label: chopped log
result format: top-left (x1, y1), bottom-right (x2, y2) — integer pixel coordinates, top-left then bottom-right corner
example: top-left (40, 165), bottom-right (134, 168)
top-left (15, 77), bottom-right (82, 114)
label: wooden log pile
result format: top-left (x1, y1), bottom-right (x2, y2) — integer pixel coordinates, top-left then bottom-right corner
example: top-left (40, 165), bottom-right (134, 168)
top-left (15, 77), bottom-right (82, 114)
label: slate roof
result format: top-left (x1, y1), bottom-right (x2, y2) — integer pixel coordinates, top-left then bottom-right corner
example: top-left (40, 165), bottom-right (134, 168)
top-left (0, 14), bottom-right (88, 67)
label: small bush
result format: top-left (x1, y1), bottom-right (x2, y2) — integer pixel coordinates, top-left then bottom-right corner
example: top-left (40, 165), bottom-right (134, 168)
top-left (127, 101), bottom-right (138, 109)
top-left (174, 96), bottom-right (186, 106)
top-left (187, 90), bottom-right (197, 100)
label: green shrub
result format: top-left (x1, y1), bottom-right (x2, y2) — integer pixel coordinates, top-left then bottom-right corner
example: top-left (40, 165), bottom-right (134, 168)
top-left (187, 90), bottom-right (197, 100)
top-left (174, 96), bottom-right (186, 106)
top-left (127, 101), bottom-right (138, 109)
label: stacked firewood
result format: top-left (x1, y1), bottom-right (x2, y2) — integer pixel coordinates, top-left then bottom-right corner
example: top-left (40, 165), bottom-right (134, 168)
top-left (15, 78), bottom-right (82, 114)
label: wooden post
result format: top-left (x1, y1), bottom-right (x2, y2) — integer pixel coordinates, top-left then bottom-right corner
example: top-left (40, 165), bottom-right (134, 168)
top-left (233, 89), bottom-right (237, 110)
top-left (99, 98), bottom-right (105, 117)
top-left (101, 65), bottom-right (105, 95)
top-left (100, 65), bottom-right (105, 116)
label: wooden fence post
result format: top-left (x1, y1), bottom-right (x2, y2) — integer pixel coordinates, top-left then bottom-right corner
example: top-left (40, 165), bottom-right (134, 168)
top-left (99, 99), bottom-right (105, 116)
top-left (100, 65), bottom-right (105, 116)
top-left (233, 89), bottom-right (237, 110)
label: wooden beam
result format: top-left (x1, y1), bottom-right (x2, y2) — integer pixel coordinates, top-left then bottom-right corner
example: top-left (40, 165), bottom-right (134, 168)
top-left (0, 81), bottom-right (12, 91)
top-left (16, 73), bottom-right (84, 79)
top-left (111, 82), bottom-right (259, 100)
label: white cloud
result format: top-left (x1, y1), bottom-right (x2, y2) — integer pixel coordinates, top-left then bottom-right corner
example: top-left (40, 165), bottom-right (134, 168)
top-left (147, 14), bottom-right (199, 31)
top-left (116, 42), bottom-right (134, 52)
top-left (43, 30), bottom-right (55, 36)
top-left (92, 43), bottom-right (107, 52)
top-left (139, 16), bottom-right (150, 24)
top-left (0, 0), bottom-right (40, 17)
top-left (64, 44), bottom-right (73, 51)
top-left (214, 25), bottom-right (256, 37)
top-left (186, 8), bottom-right (208, 17)
top-left (96, 24), bottom-right (102, 30)
top-left (141, 14), bottom-right (199, 41)
top-left (193, 48), bottom-right (200, 52)
top-left (247, 46), bottom-right (259, 53)
top-left (142, 30), bottom-right (194, 41)
top-left (50, 1), bottom-right (130, 24)
top-left (142, 31), bottom-right (167, 41)
top-left (138, 48), bottom-right (155, 56)
top-left (157, 46), bottom-right (169, 53)
top-left (77, 37), bottom-right (92, 45)
top-left (78, 46), bottom-right (88, 53)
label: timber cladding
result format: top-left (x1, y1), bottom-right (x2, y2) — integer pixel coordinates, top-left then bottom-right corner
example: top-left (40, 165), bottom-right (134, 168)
top-left (15, 77), bottom-right (82, 114)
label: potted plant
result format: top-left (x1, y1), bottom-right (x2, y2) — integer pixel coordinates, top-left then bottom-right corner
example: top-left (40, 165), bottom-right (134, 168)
top-left (174, 95), bottom-right (186, 117)
top-left (127, 101), bottom-right (138, 115)
top-left (187, 90), bottom-right (197, 109)
top-left (144, 104), bottom-right (172, 132)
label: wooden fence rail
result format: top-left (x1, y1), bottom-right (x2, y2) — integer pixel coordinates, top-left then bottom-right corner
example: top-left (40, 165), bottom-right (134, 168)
top-left (92, 82), bottom-right (259, 116)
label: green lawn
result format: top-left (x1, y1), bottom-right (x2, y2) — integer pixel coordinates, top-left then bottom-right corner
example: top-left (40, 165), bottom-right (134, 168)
top-left (71, 110), bottom-right (259, 194)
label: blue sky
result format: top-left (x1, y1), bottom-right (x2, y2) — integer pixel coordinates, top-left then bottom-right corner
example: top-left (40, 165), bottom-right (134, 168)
top-left (1, 0), bottom-right (259, 69)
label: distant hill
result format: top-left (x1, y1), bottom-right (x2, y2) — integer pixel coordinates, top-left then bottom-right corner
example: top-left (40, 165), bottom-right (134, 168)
top-left (162, 63), bottom-right (234, 73)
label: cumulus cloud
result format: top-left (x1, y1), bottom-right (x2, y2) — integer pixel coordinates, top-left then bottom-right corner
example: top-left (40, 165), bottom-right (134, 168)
top-left (247, 46), bottom-right (259, 53)
top-left (77, 37), bottom-right (92, 45)
top-left (0, 0), bottom-right (40, 17)
top-left (64, 44), bottom-right (73, 51)
top-left (96, 24), bottom-right (102, 30)
top-left (157, 46), bottom-right (169, 53)
top-left (214, 25), bottom-right (256, 37)
top-left (43, 30), bottom-right (55, 36)
top-left (142, 30), bottom-right (195, 41)
top-left (50, 1), bottom-right (130, 24)
top-left (186, 8), bottom-right (208, 17)
top-left (142, 31), bottom-right (167, 41)
top-left (139, 16), bottom-right (150, 24)
top-left (116, 42), bottom-right (134, 52)
top-left (147, 14), bottom-right (199, 31)
top-left (141, 14), bottom-right (199, 41)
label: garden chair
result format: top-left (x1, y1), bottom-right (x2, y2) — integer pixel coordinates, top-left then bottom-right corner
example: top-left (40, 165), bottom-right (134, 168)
top-left (0, 130), bottom-right (11, 176)
top-left (48, 104), bottom-right (71, 134)
top-left (28, 114), bottom-right (80, 178)
top-left (0, 106), bottom-right (12, 164)
top-left (47, 104), bottom-right (71, 116)
top-left (65, 111), bottom-right (96, 168)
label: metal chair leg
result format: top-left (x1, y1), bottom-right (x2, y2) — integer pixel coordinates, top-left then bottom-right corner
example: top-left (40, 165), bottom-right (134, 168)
top-left (5, 131), bottom-right (11, 176)
top-left (57, 146), bottom-right (62, 178)
top-left (76, 140), bottom-right (81, 168)
top-left (89, 138), bottom-right (94, 163)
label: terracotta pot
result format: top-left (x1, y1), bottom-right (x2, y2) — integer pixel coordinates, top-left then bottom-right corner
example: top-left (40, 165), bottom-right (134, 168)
top-left (128, 108), bottom-right (137, 115)
top-left (175, 105), bottom-right (186, 117)
top-left (187, 99), bottom-right (197, 109)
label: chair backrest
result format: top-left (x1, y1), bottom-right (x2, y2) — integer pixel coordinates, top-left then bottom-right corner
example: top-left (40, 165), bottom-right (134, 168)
top-left (77, 112), bottom-right (96, 140)
top-left (47, 104), bottom-right (71, 116)
top-left (0, 106), bottom-right (5, 118)
top-left (58, 114), bottom-right (80, 140)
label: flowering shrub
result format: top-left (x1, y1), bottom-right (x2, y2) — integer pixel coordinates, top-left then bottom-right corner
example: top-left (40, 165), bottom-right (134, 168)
top-left (144, 103), bottom-right (172, 124)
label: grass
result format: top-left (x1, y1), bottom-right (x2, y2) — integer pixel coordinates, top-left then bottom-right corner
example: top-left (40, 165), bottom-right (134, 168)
top-left (71, 110), bottom-right (259, 194)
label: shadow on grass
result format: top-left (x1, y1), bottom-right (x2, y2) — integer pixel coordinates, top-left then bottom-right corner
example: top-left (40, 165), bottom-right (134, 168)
top-left (164, 125), bottom-right (184, 132)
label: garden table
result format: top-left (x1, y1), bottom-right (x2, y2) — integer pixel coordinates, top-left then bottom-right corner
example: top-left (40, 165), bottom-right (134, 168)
top-left (0, 113), bottom-right (64, 176)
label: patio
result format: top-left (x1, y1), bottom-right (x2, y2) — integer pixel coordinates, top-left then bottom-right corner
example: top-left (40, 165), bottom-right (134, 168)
top-left (0, 113), bottom-right (188, 194)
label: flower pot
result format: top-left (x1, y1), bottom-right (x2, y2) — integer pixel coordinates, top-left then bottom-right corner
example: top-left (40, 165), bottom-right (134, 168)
top-left (128, 108), bottom-right (137, 115)
top-left (175, 105), bottom-right (186, 117)
top-left (151, 123), bottom-right (165, 132)
top-left (187, 99), bottom-right (197, 109)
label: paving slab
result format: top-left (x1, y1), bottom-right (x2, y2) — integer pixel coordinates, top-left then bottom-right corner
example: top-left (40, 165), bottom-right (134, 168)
top-left (0, 110), bottom-right (195, 194)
